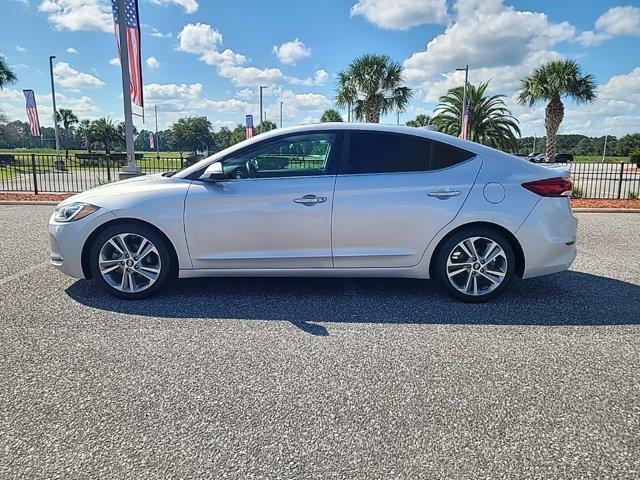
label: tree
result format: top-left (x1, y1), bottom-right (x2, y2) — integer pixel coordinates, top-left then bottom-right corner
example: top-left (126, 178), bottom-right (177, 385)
top-left (92, 117), bottom-right (123, 154)
top-left (320, 109), bottom-right (343, 122)
top-left (169, 116), bottom-right (215, 154)
top-left (615, 133), bottom-right (640, 157)
top-left (335, 54), bottom-right (412, 123)
top-left (517, 59), bottom-right (596, 160)
top-left (0, 56), bottom-right (17, 89)
top-left (214, 126), bottom-right (232, 151)
top-left (76, 119), bottom-right (96, 152)
top-left (255, 120), bottom-right (277, 135)
top-left (56, 108), bottom-right (79, 157)
top-left (230, 124), bottom-right (247, 145)
top-left (406, 114), bottom-right (431, 128)
top-left (432, 81), bottom-right (521, 152)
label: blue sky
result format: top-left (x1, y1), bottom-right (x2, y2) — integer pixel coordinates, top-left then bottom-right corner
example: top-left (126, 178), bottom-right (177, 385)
top-left (1, 0), bottom-right (639, 137)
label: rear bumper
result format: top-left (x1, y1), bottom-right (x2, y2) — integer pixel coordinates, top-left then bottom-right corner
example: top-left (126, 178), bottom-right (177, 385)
top-left (516, 197), bottom-right (578, 279)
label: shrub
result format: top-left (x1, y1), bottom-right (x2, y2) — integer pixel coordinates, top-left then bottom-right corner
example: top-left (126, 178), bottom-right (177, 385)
top-left (0, 154), bottom-right (16, 166)
top-left (629, 191), bottom-right (638, 200)
top-left (571, 185), bottom-right (583, 199)
top-left (630, 148), bottom-right (640, 166)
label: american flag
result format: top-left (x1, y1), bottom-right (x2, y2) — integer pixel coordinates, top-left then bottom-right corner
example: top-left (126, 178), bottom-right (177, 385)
top-left (245, 114), bottom-right (254, 139)
top-left (111, 0), bottom-right (144, 107)
top-left (149, 132), bottom-right (155, 149)
top-left (459, 101), bottom-right (470, 140)
top-left (23, 90), bottom-right (41, 137)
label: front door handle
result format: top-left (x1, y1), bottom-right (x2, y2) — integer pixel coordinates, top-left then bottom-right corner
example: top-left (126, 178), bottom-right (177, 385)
top-left (294, 194), bottom-right (327, 206)
top-left (427, 190), bottom-right (460, 198)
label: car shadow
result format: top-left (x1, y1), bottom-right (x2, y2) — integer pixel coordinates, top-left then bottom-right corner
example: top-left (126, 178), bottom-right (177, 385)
top-left (65, 271), bottom-right (640, 335)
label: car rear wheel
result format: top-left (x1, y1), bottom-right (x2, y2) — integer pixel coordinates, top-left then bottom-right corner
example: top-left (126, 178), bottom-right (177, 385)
top-left (89, 223), bottom-right (174, 299)
top-left (435, 227), bottom-right (515, 302)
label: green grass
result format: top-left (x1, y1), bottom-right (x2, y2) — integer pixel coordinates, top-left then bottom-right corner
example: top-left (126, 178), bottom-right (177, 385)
top-left (0, 148), bottom-right (187, 158)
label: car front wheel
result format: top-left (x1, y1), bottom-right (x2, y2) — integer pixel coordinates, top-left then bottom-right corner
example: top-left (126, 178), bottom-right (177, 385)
top-left (89, 223), bottom-right (174, 299)
top-left (435, 228), bottom-right (515, 302)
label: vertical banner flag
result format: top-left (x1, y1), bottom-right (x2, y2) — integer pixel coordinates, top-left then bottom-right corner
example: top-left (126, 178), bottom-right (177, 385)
top-left (245, 114), bottom-right (254, 139)
top-left (23, 90), bottom-right (42, 137)
top-left (459, 102), bottom-right (470, 140)
top-left (149, 132), bottom-right (155, 149)
top-left (111, 0), bottom-right (144, 107)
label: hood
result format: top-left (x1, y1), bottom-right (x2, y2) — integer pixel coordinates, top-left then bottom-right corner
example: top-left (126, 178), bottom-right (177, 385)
top-left (58, 173), bottom-right (172, 207)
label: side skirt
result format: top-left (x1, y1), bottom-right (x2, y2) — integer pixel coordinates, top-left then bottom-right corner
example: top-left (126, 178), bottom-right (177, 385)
top-left (179, 267), bottom-right (427, 279)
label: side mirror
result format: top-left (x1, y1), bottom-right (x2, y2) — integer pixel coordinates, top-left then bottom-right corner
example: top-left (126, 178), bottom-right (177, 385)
top-left (200, 162), bottom-right (226, 181)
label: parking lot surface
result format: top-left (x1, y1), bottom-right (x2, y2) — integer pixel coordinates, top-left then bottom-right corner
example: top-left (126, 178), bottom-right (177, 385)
top-left (1, 205), bottom-right (639, 479)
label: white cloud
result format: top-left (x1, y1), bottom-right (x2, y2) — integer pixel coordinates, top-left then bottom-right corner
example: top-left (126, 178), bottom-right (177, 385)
top-left (0, 88), bottom-right (100, 125)
top-left (287, 69), bottom-right (329, 86)
top-left (53, 61), bottom-right (105, 89)
top-left (16, 45), bottom-right (27, 52)
top-left (66, 47), bottom-right (78, 54)
top-left (144, 82), bottom-right (254, 114)
top-left (109, 57), bottom-right (120, 66)
top-left (149, 27), bottom-right (172, 38)
top-left (146, 56), bottom-right (161, 70)
top-left (350, 0), bottom-right (448, 29)
top-left (236, 89), bottom-right (255, 100)
top-left (148, 0), bottom-right (198, 14)
top-left (177, 23), bottom-right (222, 54)
top-left (577, 6), bottom-right (640, 46)
top-left (177, 22), bottom-right (285, 87)
top-left (595, 5), bottom-right (640, 36)
top-left (272, 38), bottom-right (311, 65)
top-left (38, 0), bottom-right (112, 32)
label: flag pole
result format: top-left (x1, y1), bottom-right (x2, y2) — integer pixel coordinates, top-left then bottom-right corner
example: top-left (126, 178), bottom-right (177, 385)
top-left (116, 0), bottom-right (142, 179)
top-left (154, 105), bottom-right (159, 159)
top-left (456, 65), bottom-right (469, 139)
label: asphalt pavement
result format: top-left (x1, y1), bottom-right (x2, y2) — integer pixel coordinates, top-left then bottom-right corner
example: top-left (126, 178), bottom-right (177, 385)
top-left (1, 205), bottom-right (639, 479)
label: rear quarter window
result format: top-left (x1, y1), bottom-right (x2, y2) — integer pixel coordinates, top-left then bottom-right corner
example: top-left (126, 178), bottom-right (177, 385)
top-left (430, 142), bottom-right (476, 170)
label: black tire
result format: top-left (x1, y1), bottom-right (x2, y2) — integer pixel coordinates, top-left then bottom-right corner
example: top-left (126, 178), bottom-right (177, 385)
top-left (435, 227), bottom-right (516, 303)
top-left (89, 223), bottom-right (175, 299)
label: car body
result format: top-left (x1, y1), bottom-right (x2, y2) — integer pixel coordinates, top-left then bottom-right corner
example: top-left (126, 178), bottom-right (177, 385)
top-left (49, 123), bottom-right (578, 301)
top-left (528, 152), bottom-right (550, 163)
top-left (554, 153), bottom-right (574, 163)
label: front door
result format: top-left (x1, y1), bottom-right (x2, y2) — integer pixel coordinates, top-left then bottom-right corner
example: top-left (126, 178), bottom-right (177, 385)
top-left (184, 132), bottom-right (340, 269)
top-left (332, 131), bottom-right (481, 268)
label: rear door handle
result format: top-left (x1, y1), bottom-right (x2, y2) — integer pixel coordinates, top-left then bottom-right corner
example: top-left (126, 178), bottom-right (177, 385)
top-left (294, 194), bottom-right (327, 206)
top-left (427, 190), bottom-right (460, 198)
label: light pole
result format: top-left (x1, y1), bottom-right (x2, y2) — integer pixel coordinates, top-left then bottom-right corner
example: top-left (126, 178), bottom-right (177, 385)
top-left (259, 85), bottom-right (267, 124)
top-left (602, 134), bottom-right (608, 163)
top-left (48, 56), bottom-right (61, 164)
top-left (280, 101), bottom-right (283, 128)
top-left (456, 65), bottom-right (469, 138)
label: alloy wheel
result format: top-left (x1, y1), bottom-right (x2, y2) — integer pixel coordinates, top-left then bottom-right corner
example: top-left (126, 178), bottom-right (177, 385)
top-left (98, 233), bottom-right (162, 293)
top-left (446, 236), bottom-right (508, 297)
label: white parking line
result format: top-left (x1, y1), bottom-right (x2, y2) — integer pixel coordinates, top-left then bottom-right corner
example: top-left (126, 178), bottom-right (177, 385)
top-left (0, 261), bottom-right (50, 287)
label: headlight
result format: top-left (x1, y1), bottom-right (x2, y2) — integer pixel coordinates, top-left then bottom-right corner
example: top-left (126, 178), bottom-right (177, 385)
top-left (54, 203), bottom-right (99, 222)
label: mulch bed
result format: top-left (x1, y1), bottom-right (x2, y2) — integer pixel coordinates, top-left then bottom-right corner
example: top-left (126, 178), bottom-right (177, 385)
top-left (0, 193), bottom-right (73, 202)
top-left (572, 199), bottom-right (640, 209)
top-left (1, 193), bottom-right (639, 210)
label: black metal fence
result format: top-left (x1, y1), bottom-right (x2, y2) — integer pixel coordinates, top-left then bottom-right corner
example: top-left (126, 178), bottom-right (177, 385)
top-left (0, 153), bottom-right (185, 194)
top-left (0, 153), bottom-right (639, 199)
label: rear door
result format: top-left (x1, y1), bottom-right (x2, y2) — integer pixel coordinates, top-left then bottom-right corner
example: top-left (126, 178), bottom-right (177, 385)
top-left (332, 131), bottom-right (481, 268)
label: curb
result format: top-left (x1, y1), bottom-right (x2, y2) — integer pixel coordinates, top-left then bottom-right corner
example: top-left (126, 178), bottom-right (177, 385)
top-left (0, 200), bottom-right (60, 206)
top-left (573, 208), bottom-right (640, 213)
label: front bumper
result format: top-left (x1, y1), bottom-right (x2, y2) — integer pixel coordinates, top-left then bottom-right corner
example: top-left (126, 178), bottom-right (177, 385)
top-left (48, 208), bottom-right (117, 278)
top-left (516, 197), bottom-right (578, 279)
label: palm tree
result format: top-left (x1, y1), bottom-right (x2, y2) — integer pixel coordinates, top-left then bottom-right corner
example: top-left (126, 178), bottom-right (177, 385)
top-left (0, 56), bottom-right (17, 89)
top-left (92, 117), bottom-right (123, 154)
top-left (517, 60), bottom-right (596, 160)
top-left (406, 114), bottom-right (431, 128)
top-left (76, 119), bottom-right (96, 152)
top-left (335, 54), bottom-right (412, 123)
top-left (432, 81), bottom-right (521, 152)
top-left (320, 109), bottom-right (343, 122)
top-left (56, 108), bottom-right (79, 157)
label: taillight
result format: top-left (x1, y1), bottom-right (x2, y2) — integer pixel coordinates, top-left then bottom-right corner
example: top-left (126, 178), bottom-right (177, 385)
top-left (522, 177), bottom-right (572, 197)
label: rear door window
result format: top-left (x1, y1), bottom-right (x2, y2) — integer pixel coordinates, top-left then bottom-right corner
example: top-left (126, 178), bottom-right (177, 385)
top-left (348, 132), bottom-right (430, 174)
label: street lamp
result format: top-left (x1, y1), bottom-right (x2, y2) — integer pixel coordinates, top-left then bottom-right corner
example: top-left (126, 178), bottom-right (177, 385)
top-left (456, 65), bottom-right (469, 138)
top-left (280, 101), bottom-right (283, 128)
top-left (48, 56), bottom-right (61, 164)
